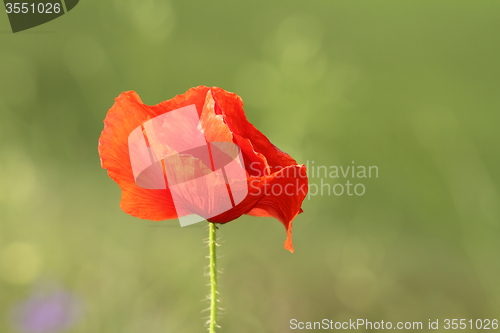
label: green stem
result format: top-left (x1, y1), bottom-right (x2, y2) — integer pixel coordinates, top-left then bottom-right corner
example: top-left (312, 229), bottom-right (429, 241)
top-left (209, 222), bottom-right (218, 332)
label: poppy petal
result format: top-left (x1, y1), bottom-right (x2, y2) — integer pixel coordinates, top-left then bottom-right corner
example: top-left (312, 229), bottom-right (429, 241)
top-left (233, 134), bottom-right (270, 177)
top-left (211, 87), bottom-right (298, 173)
top-left (199, 90), bottom-right (233, 144)
top-left (246, 164), bottom-right (308, 253)
top-left (98, 87), bottom-right (211, 220)
top-left (209, 164), bottom-right (308, 252)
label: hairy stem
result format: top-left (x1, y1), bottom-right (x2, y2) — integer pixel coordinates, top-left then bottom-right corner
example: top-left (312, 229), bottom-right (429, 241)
top-left (208, 222), bottom-right (218, 332)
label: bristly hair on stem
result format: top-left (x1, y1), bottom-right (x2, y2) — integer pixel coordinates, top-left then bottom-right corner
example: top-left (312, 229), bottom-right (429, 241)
top-left (208, 222), bottom-right (219, 332)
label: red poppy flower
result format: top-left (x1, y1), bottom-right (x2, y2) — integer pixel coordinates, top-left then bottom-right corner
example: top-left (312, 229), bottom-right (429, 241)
top-left (98, 86), bottom-right (308, 252)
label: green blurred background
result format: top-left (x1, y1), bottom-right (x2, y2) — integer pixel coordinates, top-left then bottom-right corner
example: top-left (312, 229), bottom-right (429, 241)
top-left (1, 1), bottom-right (499, 332)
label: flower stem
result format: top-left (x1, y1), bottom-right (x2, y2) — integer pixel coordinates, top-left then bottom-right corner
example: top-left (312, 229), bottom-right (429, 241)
top-left (208, 222), bottom-right (218, 332)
